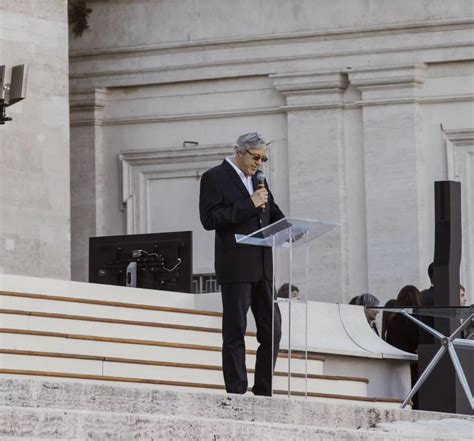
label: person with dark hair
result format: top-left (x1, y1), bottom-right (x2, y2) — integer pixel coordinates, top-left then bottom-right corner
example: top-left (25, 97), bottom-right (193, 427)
top-left (277, 283), bottom-right (300, 301)
top-left (349, 295), bottom-right (359, 305)
top-left (381, 298), bottom-right (397, 341)
top-left (421, 262), bottom-right (434, 307)
top-left (386, 285), bottom-right (421, 353)
top-left (353, 293), bottom-right (380, 335)
top-left (397, 284), bottom-right (422, 308)
top-left (420, 262), bottom-right (435, 346)
top-left (386, 284), bottom-right (421, 408)
top-left (199, 132), bottom-right (285, 397)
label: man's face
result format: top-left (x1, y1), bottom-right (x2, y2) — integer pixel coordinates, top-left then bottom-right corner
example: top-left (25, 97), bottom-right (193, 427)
top-left (365, 307), bottom-right (379, 323)
top-left (234, 145), bottom-right (268, 176)
top-left (460, 288), bottom-right (467, 306)
top-left (290, 290), bottom-right (300, 301)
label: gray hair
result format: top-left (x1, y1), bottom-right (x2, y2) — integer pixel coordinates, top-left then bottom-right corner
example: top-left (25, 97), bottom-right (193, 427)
top-left (234, 132), bottom-right (270, 153)
top-left (353, 293), bottom-right (380, 308)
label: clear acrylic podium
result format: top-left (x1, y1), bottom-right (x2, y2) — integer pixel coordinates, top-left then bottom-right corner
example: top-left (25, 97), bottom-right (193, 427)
top-left (236, 217), bottom-right (337, 397)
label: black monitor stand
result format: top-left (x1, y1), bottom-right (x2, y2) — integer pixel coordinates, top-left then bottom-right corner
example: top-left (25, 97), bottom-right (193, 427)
top-left (89, 231), bottom-right (192, 293)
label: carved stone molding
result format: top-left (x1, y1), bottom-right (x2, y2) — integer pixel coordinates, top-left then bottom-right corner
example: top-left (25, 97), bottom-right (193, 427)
top-left (443, 127), bottom-right (474, 298)
top-left (119, 144), bottom-right (232, 234)
top-left (70, 18), bottom-right (474, 60)
top-left (271, 71), bottom-right (349, 110)
top-left (102, 106), bottom-right (282, 126)
top-left (443, 128), bottom-right (474, 181)
top-left (348, 64), bottom-right (426, 105)
top-left (70, 88), bottom-right (107, 126)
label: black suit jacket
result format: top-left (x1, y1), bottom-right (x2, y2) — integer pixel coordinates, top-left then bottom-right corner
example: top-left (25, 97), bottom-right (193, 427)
top-left (199, 160), bottom-right (285, 284)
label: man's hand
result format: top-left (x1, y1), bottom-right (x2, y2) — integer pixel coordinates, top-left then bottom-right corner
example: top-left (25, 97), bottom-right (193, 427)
top-left (251, 188), bottom-right (268, 208)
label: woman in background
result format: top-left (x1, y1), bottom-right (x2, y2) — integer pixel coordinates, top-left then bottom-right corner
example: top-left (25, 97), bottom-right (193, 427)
top-left (386, 284), bottom-right (421, 408)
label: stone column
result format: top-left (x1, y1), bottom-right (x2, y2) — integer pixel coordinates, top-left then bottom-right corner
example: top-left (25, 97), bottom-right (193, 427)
top-left (70, 89), bottom-right (107, 281)
top-left (271, 72), bottom-right (349, 302)
top-left (0, 1), bottom-right (70, 279)
top-left (349, 65), bottom-right (427, 300)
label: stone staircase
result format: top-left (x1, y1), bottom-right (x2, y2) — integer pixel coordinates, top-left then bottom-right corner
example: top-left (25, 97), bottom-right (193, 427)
top-left (1, 278), bottom-right (473, 439)
top-left (0, 288), bottom-right (396, 405)
top-left (1, 377), bottom-right (473, 440)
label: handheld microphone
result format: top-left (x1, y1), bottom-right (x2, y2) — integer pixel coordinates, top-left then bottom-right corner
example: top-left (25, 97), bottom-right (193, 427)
top-left (257, 171), bottom-right (266, 211)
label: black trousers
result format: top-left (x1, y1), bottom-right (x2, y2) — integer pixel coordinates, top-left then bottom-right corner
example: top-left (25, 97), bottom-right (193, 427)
top-left (221, 280), bottom-right (282, 396)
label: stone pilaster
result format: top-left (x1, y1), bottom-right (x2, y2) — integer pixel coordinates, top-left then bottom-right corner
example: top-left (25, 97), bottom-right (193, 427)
top-left (69, 89), bottom-right (107, 281)
top-left (349, 65), bottom-right (427, 299)
top-left (271, 71), bottom-right (349, 302)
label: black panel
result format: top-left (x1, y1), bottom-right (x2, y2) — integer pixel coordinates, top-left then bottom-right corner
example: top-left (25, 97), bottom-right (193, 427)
top-left (418, 181), bottom-right (473, 415)
top-left (89, 231), bottom-right (192, 293)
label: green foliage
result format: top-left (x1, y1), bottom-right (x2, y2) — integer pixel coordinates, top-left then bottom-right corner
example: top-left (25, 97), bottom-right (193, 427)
top-left (68, 0), bottom-right (93, 37)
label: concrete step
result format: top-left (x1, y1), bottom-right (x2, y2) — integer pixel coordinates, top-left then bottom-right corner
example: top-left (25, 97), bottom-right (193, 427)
top-left (0, 291), bottom-right (224, 329)
top-left (0, 309), bottom-right (258, 350)
top-left (1, 378), bottom-right (472, 440)
top-left (0, 280), bottom-right (199, 310)
top-left (0, 350), bottom-right (367, 396)
top-left (2, 405), bottom-right (466, 441)
top-left (0, 330), bottom-right (325, 375)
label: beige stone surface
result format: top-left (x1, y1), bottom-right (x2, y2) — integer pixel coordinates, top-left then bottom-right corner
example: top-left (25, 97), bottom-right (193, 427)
top-left (0, 378), bottom-right (472, 440)
top-left (0, 0), bottom-right (70, 279)
top-left (67, 1), bottom-right (474, 307)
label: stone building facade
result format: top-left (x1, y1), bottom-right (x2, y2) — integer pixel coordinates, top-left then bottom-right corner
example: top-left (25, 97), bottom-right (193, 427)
top-left (69, 0), bottom-right (474, 304)
top-left (0, 1), bottom-right (71, 279)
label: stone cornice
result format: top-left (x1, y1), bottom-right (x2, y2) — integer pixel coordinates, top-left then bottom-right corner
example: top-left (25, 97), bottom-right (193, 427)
top-left (71, 106), bottom-right (282, 128)
top-left (119, 144), bottom-right (233, 166)
top-left (70, 89), bottom-right (108, 127)
top-left (443, 128), bottom-right (474, 147)
top-left (69, 89), bottom-right (107, 109)
top-left (280, 103), bottom-right (347, 111)
top-left (348, 65), bottom-right (427, 103)
top-left (69, 40), bottom-right (474, 91)
top-left (104, 107), bottom-right (282, 126)
top-left (271, 71), bottom-right (349, 108)
top-left (348, 65), bottom-right (427, 88)
top-left (69, 18), bottom-right (474, 60)
top-left (271, 71), bottom-right (349, 93)
top-left (69, 41), bottom-right (473, 80)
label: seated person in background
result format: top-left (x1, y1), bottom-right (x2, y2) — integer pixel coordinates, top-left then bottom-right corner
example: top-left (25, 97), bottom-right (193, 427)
top-left (460, 284), bottom-right (467, 307)
top-left (277, 283), bottom-right (300, 301)
top-left (386, 285), bottom-right (421, 353)
top-left (419, 288), bottom-right (428, 303)
top-left (349, 296), bottom-right (359, 305)
top-left (459, 284), bottom-right (474, 339)
top-left (352, 293), bottom-right (380, 336)
top-left (386, 284), bottom-right (422, 409)
top-left (381, 298), bottom-right (397, 341)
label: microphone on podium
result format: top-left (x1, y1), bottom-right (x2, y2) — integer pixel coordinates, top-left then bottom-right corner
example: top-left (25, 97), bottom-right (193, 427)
top-left (257, 171), bottom-right (266, 212)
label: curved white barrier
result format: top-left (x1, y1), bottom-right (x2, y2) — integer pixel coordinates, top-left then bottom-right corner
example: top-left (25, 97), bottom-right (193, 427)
top-left (278, 301), bottom-right (415, 361)
top-left (338, 303), bottom-right (417, 361)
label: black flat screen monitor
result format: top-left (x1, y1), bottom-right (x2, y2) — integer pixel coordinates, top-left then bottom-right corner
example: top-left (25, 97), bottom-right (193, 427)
top-left (89, 231), bottom-right (192, 293)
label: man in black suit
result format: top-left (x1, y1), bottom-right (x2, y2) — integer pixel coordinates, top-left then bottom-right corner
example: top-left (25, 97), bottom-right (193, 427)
top-left (421, 262), bottom-right (434, 307)
top-left (199, 132), bottom-right (285, 396)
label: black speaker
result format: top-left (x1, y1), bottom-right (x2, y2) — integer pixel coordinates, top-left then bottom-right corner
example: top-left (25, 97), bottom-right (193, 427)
top-left (418, 181), bottom-right (472, 414)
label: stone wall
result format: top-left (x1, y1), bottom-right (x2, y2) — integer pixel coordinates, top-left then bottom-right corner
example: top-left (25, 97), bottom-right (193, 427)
top-left (69, 0), bottom-right (474, 304)
top-left (0, 0), bottom-right (70, 279)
